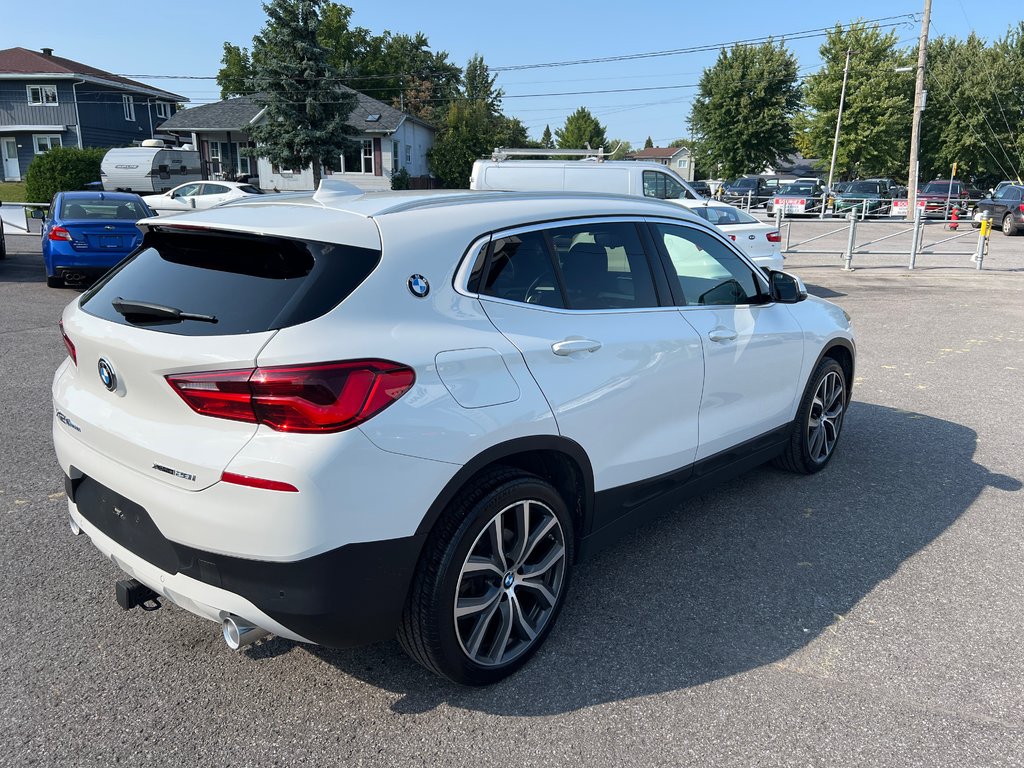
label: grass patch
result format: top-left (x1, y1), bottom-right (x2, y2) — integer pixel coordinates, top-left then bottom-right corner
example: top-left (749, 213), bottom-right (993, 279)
top-left (0, 181), bottom-right (28, 203)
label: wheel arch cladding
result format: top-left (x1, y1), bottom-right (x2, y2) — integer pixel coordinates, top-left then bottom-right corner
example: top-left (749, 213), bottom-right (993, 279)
top-left (821, 340), bottom-right (855, 403)
top-left (416, 436), bottom-right (594, 555)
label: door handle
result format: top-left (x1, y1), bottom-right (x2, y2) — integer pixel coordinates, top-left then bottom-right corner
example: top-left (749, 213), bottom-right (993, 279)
top-left (551, 338), bottom-right (602, 356)
top-left (708, 328), bottom-right (737, 343)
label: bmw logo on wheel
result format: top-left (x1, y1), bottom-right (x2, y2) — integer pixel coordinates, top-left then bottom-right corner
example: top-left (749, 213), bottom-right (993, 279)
top-left (97, 358), bottom-right (117, 392)
top-left (408, 274), bottom-right (430, 298)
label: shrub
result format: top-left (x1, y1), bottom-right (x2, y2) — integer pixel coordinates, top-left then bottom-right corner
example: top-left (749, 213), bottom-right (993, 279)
top-left (24, 146), bottom-right (106, 202)
top-left (390, 166), bottom-right (411, 190)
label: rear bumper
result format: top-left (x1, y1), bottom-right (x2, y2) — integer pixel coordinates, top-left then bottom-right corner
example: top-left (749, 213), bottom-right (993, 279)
top-left (67, 471), bottom-right (426, 647)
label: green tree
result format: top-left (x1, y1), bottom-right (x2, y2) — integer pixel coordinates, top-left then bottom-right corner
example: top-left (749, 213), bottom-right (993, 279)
top-left (429, 100), bottom-right (493, 187)
top-left (607, 138), bottom-right (633, 160)
top-left (217, 43), bottom-right (255, 98)
top-left (690, 41), bottom-right (801, 178)
top-left (247, 0), bottom-right (359, 188)
top-left (644, 136), bottom-right (654, 149)
top-left (555, 107), bottom-right (607, 150)
top-left (919, 28), bottom-right (1024, 186)
top-left (465, 53), bottom-right (503, 114)
top-left (796, 24), bottom-right (913, 181)
top-left (24, 147), bottom-right (106, 203)
top-left (541, 125), bottom-right (554, 148)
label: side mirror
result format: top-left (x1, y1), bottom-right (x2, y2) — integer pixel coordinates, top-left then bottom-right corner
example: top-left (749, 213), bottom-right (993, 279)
top-left (769, 270), bottom-right (807, 304)
top-left (30, 208), bottom-right (46, 219)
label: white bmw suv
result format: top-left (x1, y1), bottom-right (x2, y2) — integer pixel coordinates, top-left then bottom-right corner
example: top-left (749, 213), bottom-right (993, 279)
top-left (53, 188), bottom-right (854, 685)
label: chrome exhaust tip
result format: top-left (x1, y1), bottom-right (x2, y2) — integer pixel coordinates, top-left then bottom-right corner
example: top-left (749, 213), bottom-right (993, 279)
top-left (222, 614), bottom-right (270, 650)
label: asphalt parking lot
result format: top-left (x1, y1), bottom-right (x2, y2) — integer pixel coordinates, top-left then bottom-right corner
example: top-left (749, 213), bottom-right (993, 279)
top-left (2, 226), bottom-right (1022, 766)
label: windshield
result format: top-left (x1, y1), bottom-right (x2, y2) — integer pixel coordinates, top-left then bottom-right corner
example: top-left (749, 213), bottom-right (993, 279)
top-left (846, 182), bottom-right (881, 194)
top-left (778, 183), bottom-right (815, 196)
top-left (729, 178), bottom-right (758, 189)
top-left (921, 182), bottom-right (959, 195)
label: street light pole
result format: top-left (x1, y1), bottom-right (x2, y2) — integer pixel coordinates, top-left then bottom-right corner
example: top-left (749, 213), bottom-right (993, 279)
top-left (825, 48), bottom-right (853, 213)
top-left (906, 0), bottom-right (933, 220)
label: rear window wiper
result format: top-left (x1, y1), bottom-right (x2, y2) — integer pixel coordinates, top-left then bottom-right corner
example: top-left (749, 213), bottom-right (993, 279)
top-left (111, 298), bottom-right (217, 324)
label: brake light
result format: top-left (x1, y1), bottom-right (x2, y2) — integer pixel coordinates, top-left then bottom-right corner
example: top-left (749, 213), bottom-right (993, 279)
top-left (49, 226), bottom-right (72, 241)
top-left (1019, 204), bottom-right (1024, 213)
top-left (59, 320), bottom-right (76, 365)
top-left (767, 231), bottom-right (782, 243)
top-left (166, 360), bottom-right (415, 433)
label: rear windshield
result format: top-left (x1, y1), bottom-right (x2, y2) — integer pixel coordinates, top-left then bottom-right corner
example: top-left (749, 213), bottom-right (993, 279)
top-left (846, 182), bottom-right (881, 194)
top-left (779, 184), bottom-right (815, 195)
top-left (62, 198), bottom-right (150, 220)
top-left (730, 178), bottom-right (758, 189)
top-left (689, 206), bottom-right (758, 225)
top-left (79, 228), bottom-right (380, 336)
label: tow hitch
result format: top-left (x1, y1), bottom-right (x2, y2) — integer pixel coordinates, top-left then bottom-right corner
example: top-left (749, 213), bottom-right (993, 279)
top-left (115, 579), bottom-right (161, 611)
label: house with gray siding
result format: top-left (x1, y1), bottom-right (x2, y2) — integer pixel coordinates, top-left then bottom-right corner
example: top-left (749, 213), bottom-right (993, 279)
top-left (0, 47), bottom-right (186, 182)
top-left (157, 87), bottom-right (436, 191)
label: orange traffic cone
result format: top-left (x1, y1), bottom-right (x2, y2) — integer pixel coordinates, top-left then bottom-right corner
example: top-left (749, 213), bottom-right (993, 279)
top-left (949, 206), bottom-right (959, 230)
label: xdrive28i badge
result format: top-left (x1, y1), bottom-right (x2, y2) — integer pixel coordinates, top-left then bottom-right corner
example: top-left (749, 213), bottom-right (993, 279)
top-left (97, 358), bottom-right (117, 392)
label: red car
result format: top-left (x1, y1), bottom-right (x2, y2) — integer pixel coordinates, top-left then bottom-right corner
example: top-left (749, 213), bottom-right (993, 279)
top-left (916, 180), bottom-right (982, 218)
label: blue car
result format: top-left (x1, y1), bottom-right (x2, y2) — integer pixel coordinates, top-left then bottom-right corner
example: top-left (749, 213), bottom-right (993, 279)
top-left (42, 191), bottom-right (152, 288)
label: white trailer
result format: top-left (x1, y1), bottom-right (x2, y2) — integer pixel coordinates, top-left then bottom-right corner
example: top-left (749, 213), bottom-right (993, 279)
top-left (100, 141), bottom-right (202, 194)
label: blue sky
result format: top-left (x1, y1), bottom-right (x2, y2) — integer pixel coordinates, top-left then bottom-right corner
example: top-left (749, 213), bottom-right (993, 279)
top-left (2, 0), bottom-right (1013, 148)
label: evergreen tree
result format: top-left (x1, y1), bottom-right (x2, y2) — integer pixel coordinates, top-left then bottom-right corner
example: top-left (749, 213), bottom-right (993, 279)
top-left (555, 107), bottom-right (607, 150)
top-left (247, 0), bottom-right (359, 188)
top-left (644, 136), bottom-right (654, 149)
top-left (541, 125), bottom-right (554, 149)
top-left (690, 41), bottom-right (801, 178)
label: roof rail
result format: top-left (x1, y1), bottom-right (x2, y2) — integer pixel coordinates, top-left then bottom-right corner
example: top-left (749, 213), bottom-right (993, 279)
top-left (490, 146), bottom-right (610, 162)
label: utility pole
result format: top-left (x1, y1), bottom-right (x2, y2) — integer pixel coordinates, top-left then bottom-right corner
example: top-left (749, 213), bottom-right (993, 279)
top-left (906, 0), bottom-right (932, 220)
top-left (825, 49), bottom-right (852, 206)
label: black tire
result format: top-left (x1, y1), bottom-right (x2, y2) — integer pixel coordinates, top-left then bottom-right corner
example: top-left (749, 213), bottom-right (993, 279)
top-left (398, 467), bottom-right (574, 685)
top-left (0, 227), bottom-right (6, 259)
top-left (46, 274), bottom-right (64, 288)
top-left (1003, 213), bottom-right (1018, 236)
top-left (774, 357), bottom-right (847, 474)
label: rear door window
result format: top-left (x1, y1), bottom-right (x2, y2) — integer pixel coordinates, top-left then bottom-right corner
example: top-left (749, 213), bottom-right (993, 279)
top-left (80, 228), bottom-right (380, 336)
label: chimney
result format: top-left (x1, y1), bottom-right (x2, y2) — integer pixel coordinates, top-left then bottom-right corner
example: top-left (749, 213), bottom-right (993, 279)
top-left (41, 47), bottom-right (53, 56)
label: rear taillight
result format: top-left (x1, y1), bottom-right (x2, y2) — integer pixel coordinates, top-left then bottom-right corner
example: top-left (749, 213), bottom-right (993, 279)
top-left (59, 320), bottom-right (76, 365)
top-left (167, 360), bottom-right (415, 433)
top-left (767, 231), bottom-right (782, 243)
top-left (1018, 204), bottom-right (1024, 213)
top-left (48, 226), bottom-right (72, 241)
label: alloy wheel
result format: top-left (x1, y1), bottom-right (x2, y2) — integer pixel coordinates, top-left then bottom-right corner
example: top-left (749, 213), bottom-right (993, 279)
top-left (454, 499), bottom-right (566, 667)
top-left (806, 371), bottom-right (845, 463)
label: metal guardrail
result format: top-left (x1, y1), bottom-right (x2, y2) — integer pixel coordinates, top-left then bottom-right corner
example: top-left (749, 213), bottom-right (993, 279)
top-left (771, 203), bottom-right (994, 271)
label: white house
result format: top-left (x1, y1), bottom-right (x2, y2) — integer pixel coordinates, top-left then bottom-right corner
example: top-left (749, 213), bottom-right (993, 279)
top-left (157, 86), bottom-right (436, 191)
top-left (626, 146), bottom-right (694, 182)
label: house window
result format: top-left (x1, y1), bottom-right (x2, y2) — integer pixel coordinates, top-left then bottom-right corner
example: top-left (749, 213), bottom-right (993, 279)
top-left (405, 144), bottom-right (412, 164)
top-left (155, 102), bottom-right (171, 119)
top-left (27, 85), bottom-right (58, 106)
top-left (677, 158), bottom-right (688, 169)
top-left (392, 140), bottom-right (399, 173)
top-left (33, 135), bottom-right (62, 154)
top-left (123, 95), bottom-right (135, 121)
top-left (341, 139), bottom-right (373, 174)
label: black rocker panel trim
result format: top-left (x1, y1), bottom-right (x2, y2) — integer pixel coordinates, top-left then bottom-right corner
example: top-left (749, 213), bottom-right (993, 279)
top-left (69, 470), bottom-right (425, 648)
top-left (579, 423), bottom-right (792, 560)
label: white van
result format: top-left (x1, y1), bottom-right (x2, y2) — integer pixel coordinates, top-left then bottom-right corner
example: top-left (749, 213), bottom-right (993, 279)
top-left (101, 142), bottom-right (202, 194)
top-left (471, 158), bottom-right (704, 201)
top-left (470, 158), bottom-right (782, 271)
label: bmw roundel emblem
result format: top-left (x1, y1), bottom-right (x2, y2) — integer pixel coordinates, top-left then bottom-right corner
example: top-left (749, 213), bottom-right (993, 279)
top-left (408, 274), bottom-right (430, 298)
top-left (97, 358), bottom-right (117, 392)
